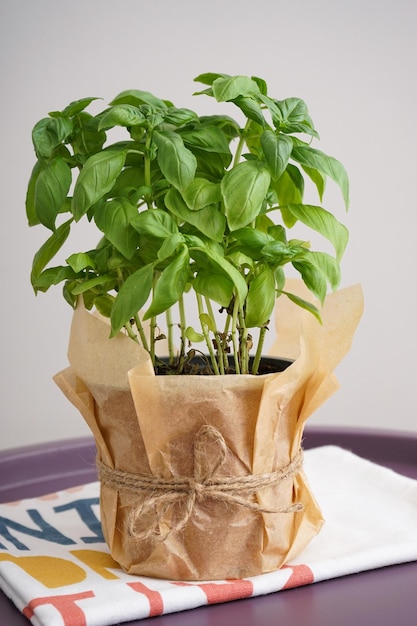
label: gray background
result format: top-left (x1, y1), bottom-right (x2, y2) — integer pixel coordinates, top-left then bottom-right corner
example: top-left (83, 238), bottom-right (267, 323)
top-left (1, 0), bottom-right (416, 450)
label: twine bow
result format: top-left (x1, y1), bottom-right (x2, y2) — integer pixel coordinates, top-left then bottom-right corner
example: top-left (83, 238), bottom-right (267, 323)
top-left (98, 425), bottom-right (303, 542)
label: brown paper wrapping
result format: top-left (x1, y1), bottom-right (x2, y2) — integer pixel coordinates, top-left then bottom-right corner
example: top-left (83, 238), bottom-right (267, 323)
top-left (54, 281), bottom-right (363, 580)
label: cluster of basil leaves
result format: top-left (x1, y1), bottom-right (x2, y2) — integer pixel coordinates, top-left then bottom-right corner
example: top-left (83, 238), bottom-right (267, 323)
top-left (26, 73), bottom-right (349, 375)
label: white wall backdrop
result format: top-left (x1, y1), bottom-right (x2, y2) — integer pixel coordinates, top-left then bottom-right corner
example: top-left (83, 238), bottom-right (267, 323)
top-left (1, 0), bottom-right (416, 450)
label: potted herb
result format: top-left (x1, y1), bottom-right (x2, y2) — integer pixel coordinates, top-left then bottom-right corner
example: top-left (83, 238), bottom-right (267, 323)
top-left (27, 72), bottom-right (349, 374)
top-left (26, 73), bottom-right (360, 580)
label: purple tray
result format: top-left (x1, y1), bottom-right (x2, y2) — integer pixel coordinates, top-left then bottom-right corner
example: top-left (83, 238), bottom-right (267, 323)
top-left (1, 426), bottom-right (417, 625)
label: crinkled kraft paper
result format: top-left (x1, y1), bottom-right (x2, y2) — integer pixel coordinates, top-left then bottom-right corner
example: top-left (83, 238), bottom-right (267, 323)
top-left (54, 281), bottom-right (363, 580)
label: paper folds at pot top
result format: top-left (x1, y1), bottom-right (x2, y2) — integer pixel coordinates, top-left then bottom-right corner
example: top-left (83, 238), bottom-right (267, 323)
top-left (269, 279), bottom-right (364, 419)
top-left (54, 282), bottom-right (363, 580)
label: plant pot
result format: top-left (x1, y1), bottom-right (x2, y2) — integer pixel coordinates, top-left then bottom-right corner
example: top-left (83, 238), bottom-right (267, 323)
top-left (54, 285), bottom-right (364, 580)
top-left (57, 358), bottom-right (322, 581)
top-left (54, 306), bottom-right (325, 580)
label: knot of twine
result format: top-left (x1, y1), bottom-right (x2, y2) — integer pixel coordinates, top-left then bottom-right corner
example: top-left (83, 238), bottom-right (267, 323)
top-left (98, 425), bottom-right (303, 542)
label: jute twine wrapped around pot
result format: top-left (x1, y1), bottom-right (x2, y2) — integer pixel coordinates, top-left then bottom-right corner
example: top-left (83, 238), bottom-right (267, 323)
top-left (54, 281), bottom-right (363, 580)
top-left (97, 425), bottom-right (304, 542)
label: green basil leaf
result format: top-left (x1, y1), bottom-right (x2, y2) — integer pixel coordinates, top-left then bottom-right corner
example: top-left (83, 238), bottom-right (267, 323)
top-left (182, 125), bottom-right (232, 153)
top-left (110, 89), bottom-right (168, 109)
top-left (268, 225), bottom-right (287, 242)
top-left (165, 188), bottom-right (225, 241)
top-left (271, 163), bottom-right (304, 208)
top-left (194, 72), bottom-right (230, 86)
top-left (94, 294), bottom-right (115, 318)
top-left (59, 97), bottom-right (100, 117)
top-left (221, 161), bottom-right (271, 230)
top-left (157, 232), bottom-right (185, 262)
top-left (281, 122), bottom-right (319, 139)
top-left (25, 161), bottom-right (43, 226)
top-left (190, 205), bottom-right (226, 242)
top-left (66, 252), bottom-right (96, 273)
top-left (274, 267), bottom-right (286, 291)
top-left (132, 207), bottom-right (179, 238)
top-left (32, 117), bottom-right (73, 159)
top-left (98, 104), bottom-right (146, 131)
top-left (34, 157), bottom-right (72, 230)
top-left (154, 130), bottom-right (197, 191)
top-left (261, 240), bottom-right (305, 264)
top-left (199, 312), bottom-right (217, 332)
top-left (275, 97), bottom-right (315, 127)
top-left (255, 213), bottom-right (275, 232)
top-left (301, 164), bottom-right (326, 201)
top-left (258, 94), bottom-right (282, 123)
top-left (227, 250), bottom-right (254, 270)
top-left (183, 178), bottom-right (221, 210)
top-left (192, 87), bottom-right (214, 97)
top-left (185, 326), bottom-right (205, 343)
top-left (291, 145), bottom-right (349, 208)
top-left (230, 228), bottom-right (273, 260)
top-left (212, 75), bottom-right (260, 102)
top-left (144, 247), bottom-right (190, 319)
top-left (245, 265), bottom-right (276, 327)
top-left (303, 250), bottom-right (341, 290)
top-left (261, 131), bottom-right (293, 181)
top-left (192, 245), bottom-right (248, 304)
top-left (193, 270), bottom-right (234, 308)
top-left (71, 112), bottom-right (107, 157)
top-left (71, 274), bottom-right (116, 295)
top-left (108, 166), bottom-right (146, 201)
top-left (286, 204), bottom-right (349, 261)
top-left (94, 198), bottom-right (140, 259)
top-left (280, 290), bottom-right (322, 322)
top-left (71, 150), bottom-right (127, 220)
top-left (199, 115), bottom-right (240, 140)
top-left (233, 96), bottom-right (267, 127)
top-left (62, 281), bottom-right (78, 307)
top-left (110, 263), bottom-right (154, 336)
top-left (30, 218), bottom-right (73, 291)
top-left (292, 258), bottom-right (327, 305)
top-left (163, 107), bottom-right (199, 126)
top-left (193, 149), bottom-right (230, 177)
top-left (31, 266), bottom-right (77, 292)
top-left (183, 233), bottom-right (205, 248)
top-left (251, 76), bottom-right (268, 95)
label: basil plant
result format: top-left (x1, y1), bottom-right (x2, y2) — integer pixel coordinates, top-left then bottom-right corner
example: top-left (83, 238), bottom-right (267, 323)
top-left (26, 73), bottom-right (349, 375)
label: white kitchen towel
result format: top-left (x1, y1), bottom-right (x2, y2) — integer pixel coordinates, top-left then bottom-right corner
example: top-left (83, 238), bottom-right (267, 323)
top-left (0, 445), bottom-right (416, 626)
